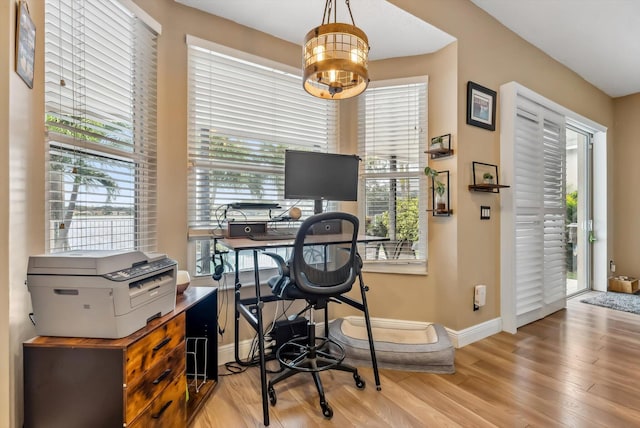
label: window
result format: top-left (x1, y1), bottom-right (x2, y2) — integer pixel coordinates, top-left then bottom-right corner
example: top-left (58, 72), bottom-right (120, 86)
top-left (358, 78), bottom-right (428, 271)
top-left (186, 36), bottom-right (338, 277)
top-left (44, 0), bottom-right (160, 253)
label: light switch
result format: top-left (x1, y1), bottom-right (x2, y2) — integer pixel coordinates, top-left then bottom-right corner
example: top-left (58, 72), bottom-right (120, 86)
top-left (480, 205), bottom-right (490, 220)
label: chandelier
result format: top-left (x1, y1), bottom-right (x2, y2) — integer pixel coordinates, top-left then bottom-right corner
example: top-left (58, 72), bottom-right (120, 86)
top-left (302, 0), bottom-right (370, 99)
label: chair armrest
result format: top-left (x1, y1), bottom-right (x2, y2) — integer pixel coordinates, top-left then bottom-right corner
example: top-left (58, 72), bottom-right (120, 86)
top-left (262, 251), bottom-right (289, 277)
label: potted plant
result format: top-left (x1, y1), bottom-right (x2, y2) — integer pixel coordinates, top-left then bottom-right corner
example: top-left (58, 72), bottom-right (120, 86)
top-left (482, 172), bottom-right (494, 184)
top-left (424, 167), bottom-right (447, 213)
top-left (430, 136), bottom-right (443, 151)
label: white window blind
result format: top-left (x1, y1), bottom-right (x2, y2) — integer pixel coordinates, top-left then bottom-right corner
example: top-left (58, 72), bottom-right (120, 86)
top-left (44, 0), bottom-right (159, 253)
top-left (358, 79), bottom-right (428, 266)
top-left (502, 94), bottom-right (566, 331)
top-left (186, 37), bottom-right (338, 276)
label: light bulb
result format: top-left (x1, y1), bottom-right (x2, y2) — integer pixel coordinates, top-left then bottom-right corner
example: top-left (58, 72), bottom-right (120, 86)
top-left (313, 45), bottom-right (325, 61)
top-left (350, 48), bottom-right (360, 63)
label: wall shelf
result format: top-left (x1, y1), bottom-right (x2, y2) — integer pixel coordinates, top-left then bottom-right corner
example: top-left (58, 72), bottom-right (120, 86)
top-left (428, 169), bottom-right (452, 216)
top-left (425, 133), bottom-right (453, 159)
top-left (469, 161), bottom-right (510, 193)
top-left (425, 147), bottom-right (454, 159)
top-left (468, 183), bottom-right (510, 193)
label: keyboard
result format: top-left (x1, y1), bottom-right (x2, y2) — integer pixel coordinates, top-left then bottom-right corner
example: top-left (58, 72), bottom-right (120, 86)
top-left (228, 202), bottom-right (281, 210)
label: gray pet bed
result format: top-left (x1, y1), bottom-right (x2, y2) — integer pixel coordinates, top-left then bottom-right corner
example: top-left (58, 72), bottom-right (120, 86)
top-left (328, 317), bottom-right (455, 374)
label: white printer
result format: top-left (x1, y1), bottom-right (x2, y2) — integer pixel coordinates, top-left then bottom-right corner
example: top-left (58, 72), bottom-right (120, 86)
top-left (27, 250), bottom-right (178, 339)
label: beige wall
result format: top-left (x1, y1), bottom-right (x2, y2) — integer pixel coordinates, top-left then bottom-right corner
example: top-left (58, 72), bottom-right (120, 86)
top-left (1, 1), bottom-right (11, 426)
top-left (4, 0), bottom-right (46, 426)
top-left (1, 0), bottom-right (623, 426)
top-left (613, 94), bottom-right (640, 277)
top-left (389, 0), bottom-right (614, 331)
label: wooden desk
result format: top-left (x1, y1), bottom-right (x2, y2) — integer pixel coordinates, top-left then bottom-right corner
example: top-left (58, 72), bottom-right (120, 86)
top-left (23, 286), bottom-right (218, 428)
top-left (219, 234), bottom-right (386, 426)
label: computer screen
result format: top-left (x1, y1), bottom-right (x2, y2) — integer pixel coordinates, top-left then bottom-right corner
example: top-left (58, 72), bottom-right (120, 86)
top-left (284, 150), bottom-right (359, 213)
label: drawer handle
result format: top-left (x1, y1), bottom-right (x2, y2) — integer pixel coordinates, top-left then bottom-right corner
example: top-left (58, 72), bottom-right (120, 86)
top-left (152, 369), bottom-right (172, 385)
top-left (152, 337), bottom-right (171, 352)
top-left (152, 400), bottom-right (173, 419)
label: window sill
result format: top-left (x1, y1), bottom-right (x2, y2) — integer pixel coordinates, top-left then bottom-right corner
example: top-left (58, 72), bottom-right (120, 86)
top-left (362, 262), bottom-right (427, 276)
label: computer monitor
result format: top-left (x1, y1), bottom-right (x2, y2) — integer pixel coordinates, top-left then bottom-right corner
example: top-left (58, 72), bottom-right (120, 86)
top-left (284, 150), bottom-right (359, 214)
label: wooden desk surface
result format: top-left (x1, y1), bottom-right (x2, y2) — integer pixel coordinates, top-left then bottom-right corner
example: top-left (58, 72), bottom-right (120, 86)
top-left (219, 234), bottom-right (387, 251)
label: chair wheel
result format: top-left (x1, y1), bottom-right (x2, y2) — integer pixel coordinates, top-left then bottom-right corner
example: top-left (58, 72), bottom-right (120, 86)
top-left (321, 402), bottom-right (333, 418)
top-left (268, 386), bottom-right (277, 406)
top-left (354, 374), bottom-right (366, 389)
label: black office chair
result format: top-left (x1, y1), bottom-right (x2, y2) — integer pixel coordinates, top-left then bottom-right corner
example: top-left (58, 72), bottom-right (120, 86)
top-left (263, 212), bottom-right (380, 418)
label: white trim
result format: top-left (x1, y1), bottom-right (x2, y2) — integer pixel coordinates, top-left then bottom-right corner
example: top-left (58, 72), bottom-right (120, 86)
top-left (118, 0), bottom-right (162, 34)
top-left (445, 318), bottom-right (502, 348)
top-left (217, 317), bottom-right (503, 366)
top-left (501, 82), bottom-right (606, 134)
top-left (367, 75), bottom-right (429, 88)
top-left (218, 338), bottom-right (257, 366)
top-left (185, 34), bottom-right (299, 76)
top-left (592, 131), bottom-right (608, 291)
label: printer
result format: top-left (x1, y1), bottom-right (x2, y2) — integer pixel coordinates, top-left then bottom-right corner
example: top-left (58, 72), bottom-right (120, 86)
top-left (27, 250), bottom-right (178, 339)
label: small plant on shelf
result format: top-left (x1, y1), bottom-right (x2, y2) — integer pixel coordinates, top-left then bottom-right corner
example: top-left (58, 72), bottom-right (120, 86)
top-left (482, 172), bottom-right (494, 184)
top-left (430, 136), bottom-right (443, 151)
top-left (424, 167), bottom-right (447, 213)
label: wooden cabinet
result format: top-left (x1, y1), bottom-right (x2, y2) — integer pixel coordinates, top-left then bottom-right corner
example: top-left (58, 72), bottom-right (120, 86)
top-left (24, 286), bottom-right (217, 428)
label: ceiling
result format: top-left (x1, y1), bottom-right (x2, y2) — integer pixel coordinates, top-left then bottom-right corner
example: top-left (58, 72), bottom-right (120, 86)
top-left (471, 0), bottom-right (640, 98)
top-left (176, 0), bottom-right (640, 98)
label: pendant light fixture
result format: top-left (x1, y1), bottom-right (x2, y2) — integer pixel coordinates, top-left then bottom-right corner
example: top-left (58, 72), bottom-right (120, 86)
top-left (303, 0), bottom-right (370, 99)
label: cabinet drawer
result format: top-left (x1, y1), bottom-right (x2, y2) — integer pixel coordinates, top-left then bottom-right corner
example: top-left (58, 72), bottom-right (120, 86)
top-left (126, 313), bottom-right (185, 381)
top-left (125, 340), bottom-right (186, 423)
top-left (128, 372), bottom-right (187, 428)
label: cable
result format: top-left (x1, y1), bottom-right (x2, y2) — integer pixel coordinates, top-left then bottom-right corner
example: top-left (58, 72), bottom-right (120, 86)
top-left (217, 273), bottom-right (229, 339)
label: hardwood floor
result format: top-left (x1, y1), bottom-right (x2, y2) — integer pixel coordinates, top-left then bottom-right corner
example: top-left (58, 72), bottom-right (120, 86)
top-left (191, 293), bottom-right (640, 427)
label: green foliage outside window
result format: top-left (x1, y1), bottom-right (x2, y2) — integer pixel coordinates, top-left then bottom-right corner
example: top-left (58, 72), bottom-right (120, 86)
top-left (366, 197), bottom-right (419, 242)
top-left (566, 190), bottom-right (578, 223)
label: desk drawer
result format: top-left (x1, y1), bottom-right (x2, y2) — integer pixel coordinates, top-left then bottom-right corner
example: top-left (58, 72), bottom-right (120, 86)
top-left (125, 340), bottom-right (185, 423)
top-left (128, 372), bottom-right (187, 428)
top-left (126, 313), bottom-right (185, 381)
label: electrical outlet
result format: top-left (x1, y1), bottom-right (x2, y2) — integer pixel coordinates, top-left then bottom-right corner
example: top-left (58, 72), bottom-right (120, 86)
top-left (474, 284), bottom-right (486, 311)
top-left (610, 260), bottom-right (616, 272)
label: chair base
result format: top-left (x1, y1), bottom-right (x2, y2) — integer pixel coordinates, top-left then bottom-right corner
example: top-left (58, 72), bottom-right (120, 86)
top-left (276, 335), bottom-right (345, 372)
top-left (269, 332), bottom-right (365, 419)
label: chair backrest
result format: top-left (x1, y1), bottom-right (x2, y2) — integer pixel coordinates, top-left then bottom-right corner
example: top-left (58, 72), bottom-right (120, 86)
top-left (291, 212), bottom-right (359, 296)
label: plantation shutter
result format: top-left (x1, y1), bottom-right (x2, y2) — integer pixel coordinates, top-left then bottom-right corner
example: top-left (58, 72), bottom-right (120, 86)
top-left (44, 0), bottom-right (160, 252)
top-left (186, 36), bottom-right (338, 233)
top-left (501, 94), bottom-right (567, 332)
top-left (358, 79), bottom-right (428, 265)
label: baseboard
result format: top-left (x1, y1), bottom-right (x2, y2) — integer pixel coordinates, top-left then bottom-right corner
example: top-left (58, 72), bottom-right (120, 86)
top-left (217, 316), bottom-right (504, 365)
top-left (218, 337), bottom-right (258, 366)
top-left (445, 317), bottom-right (502, 348)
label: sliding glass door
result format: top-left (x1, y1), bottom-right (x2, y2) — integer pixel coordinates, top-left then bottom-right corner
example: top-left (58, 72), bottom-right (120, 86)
top-left (565, 126), bottom-right (593, 296)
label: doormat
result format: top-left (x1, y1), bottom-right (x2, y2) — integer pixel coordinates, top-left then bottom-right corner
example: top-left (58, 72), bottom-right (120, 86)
top-left (580, 292), bottom-right (640, 315)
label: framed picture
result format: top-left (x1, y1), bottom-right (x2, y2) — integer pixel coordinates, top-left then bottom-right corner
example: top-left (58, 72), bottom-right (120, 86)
top-left (467, 81), bottom-right (496, 131)
top-left (16, 1), bottom-right (36, 89)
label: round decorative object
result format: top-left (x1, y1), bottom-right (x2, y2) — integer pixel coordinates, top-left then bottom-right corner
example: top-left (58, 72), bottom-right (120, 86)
top-left (289, 207), bottom-right (302, 220)
top-left (176, 270), bottom-right (190, 294)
